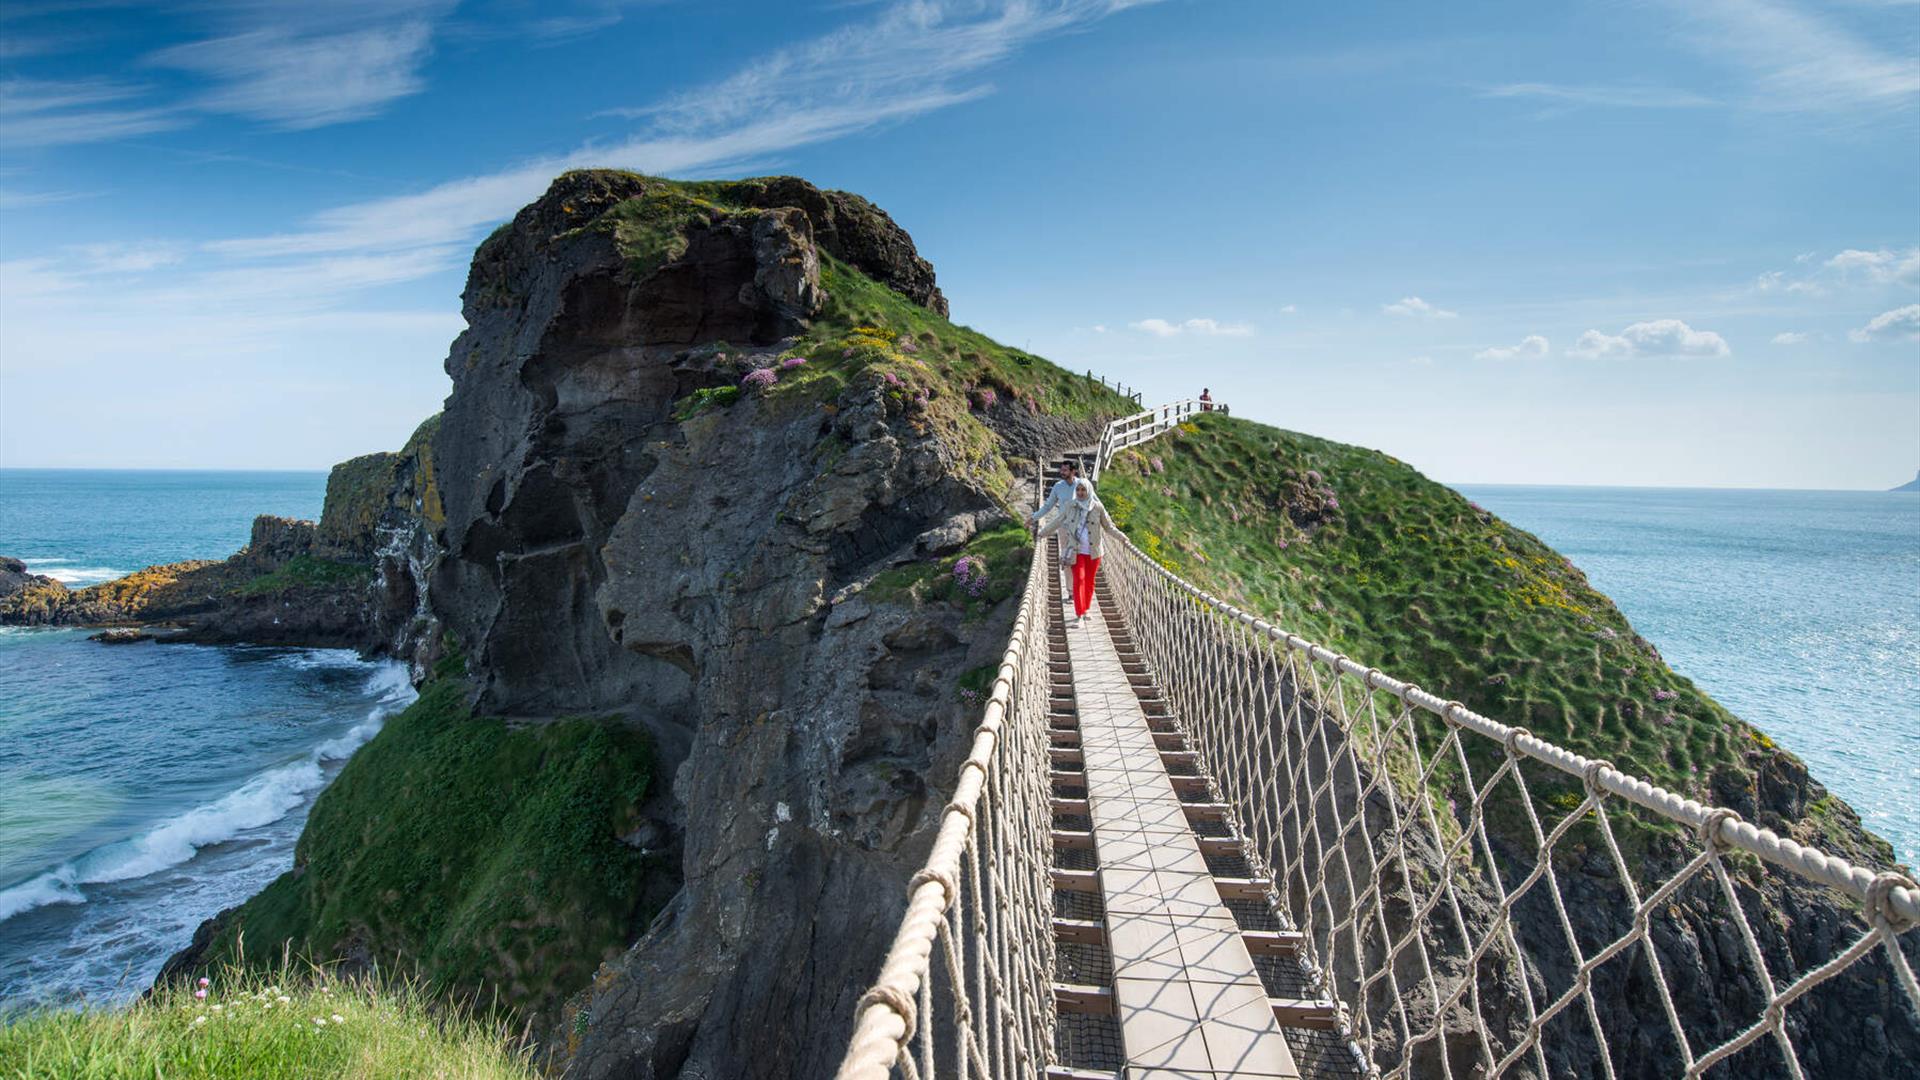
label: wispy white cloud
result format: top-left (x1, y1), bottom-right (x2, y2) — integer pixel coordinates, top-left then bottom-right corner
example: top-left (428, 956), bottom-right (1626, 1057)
top-left (207, 1), bottom-right (1160, 268)
top-left (1752, 245), bottom-right (1919, 297)
top-left (1677, 0), bottom-right (1920, 112)
top-left (0, 77), bottom-right (183, 148)
top-left (149, 18), bottom-right (441, 130)
top-left (1849, 304), bottom-right (1920, 342)
top-left (1826, 247), bottom-right (1920, 285)
top-left (1482, 82), bottom-right (1718, 109)
top-left (1474, 334), bottom-right (1550, 360)
top-left (0, 186), bottom-right (98, 210)
top-left (1568, 319), bottom-right (1731, 359)
top-left (1770, 330), bottom-right (1810, 345)
top-left (72, 241), bottom-right (186, 273)
top-left (1383, 296), bottom-right (1457, 319)
top-left (1129, 317), bottom-right (1253, 337)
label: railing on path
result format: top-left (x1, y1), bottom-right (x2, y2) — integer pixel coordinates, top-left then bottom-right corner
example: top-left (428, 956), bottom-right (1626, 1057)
top-left (1089, 398), bottom-right (1223, 482)
top-left (838, 404), bottom-right (1918, 1079)
top-left (838, 538), bottom-right (1058, 1080)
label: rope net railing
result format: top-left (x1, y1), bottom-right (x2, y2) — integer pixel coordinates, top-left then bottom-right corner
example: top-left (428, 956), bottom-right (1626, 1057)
top-left (837, 539), bottom-right (1059, 1080)
top-left (1099, 525), bottom-right (1920, 1078)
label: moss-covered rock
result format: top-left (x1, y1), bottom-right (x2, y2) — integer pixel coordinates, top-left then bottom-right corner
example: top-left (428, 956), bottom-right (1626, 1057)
top-left (172, 656), bottom-right (672, 1034)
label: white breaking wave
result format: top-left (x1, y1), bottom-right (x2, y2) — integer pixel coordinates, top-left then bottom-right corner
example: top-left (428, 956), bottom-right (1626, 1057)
top-left (0, 660), bottom-right (415, 923)
top-left (21, 561), bottom-right (127, 586)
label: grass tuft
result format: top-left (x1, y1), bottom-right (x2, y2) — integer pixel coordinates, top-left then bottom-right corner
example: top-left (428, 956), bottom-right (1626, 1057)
top-left (0, 957), bottom-right (536, 1079)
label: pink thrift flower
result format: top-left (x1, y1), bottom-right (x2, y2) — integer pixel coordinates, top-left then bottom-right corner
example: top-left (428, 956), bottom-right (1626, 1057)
top-left (195, 988), bottom-right (208, 999)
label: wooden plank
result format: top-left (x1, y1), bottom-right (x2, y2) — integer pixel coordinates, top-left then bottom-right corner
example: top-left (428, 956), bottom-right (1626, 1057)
top-left (1168, 774), bottom-right (1210, 795)
top-left (1044, 1067), bottom-right (1118, 1080)
top-left (1054, 982), bottom-right (1116, 1015)
top-left (1052, 829), bottom-right (1094, 850)
top-left (1269, 997), bottom-right (1340, 1029)
top-left (1052, 868), bottom-right (1099, 893)
top-left (1196, 834), bottom-right (1243, 858)
top-left (1242, 929), bottom-right (1305, 957)
top-left (1050, 747), bottom-right (1084, 766)
top-left (1213, 876), bottom-right (1273, 902)
top-left (1051, 797), bottom-right (1091, 817)
top-left (1052, 917), bottom-right (1105, 945)
top-left (1049, 729), bottom-right (1080, 746)
top-left (1181, 801), bottom-right (1230, 822)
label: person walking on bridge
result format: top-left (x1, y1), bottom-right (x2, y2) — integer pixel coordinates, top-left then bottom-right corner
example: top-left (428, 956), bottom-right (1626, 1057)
top-left (1029, 458), bottom-right (1079, 600)
top-left (1037, 477), bottom-right (1117, 627)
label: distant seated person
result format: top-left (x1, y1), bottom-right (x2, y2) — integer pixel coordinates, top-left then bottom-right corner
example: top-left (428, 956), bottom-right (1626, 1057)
top-left (1199, 387), bottom-right (1213, 412)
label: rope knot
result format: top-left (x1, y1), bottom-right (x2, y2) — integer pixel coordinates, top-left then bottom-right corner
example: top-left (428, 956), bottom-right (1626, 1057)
top-left (1866, 871), bottom-right (1919, 933)
top-left (1397, 682), bottom-right (1423, 707)
top-left (857, 985), bottom-right (918, 1050)
top-left (1696, 807), bottom-right (1741, 852)
top-left (1581, 759), bottom-right (1614, 799)
top-left (909, 867), bottom-right (961, 910)
top-left (1441, 700), bottom-right (1470, 727)
top-left (1503, 726), bottom-right (1533, 756)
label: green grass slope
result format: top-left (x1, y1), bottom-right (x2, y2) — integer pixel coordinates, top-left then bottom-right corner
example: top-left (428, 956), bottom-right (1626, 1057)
top-left (0, 962), bottom-right (534, 1079)
top-left (1099, 413), bottom-right (1890, 860)
top-left (184, 654), bottom-right (671, 1032)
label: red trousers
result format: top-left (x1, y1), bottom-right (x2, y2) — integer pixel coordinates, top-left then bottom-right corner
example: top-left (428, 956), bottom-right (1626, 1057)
top-left (1071, 554), bottom-right (1101, 617)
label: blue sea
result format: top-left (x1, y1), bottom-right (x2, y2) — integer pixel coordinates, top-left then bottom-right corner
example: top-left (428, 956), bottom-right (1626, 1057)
top-left (0, 470), bottom-right (414, 1009)
top-left (0, 474), bottom-right (1912, 1010)
top-left (1459, 485), bottom-right (1919, 869)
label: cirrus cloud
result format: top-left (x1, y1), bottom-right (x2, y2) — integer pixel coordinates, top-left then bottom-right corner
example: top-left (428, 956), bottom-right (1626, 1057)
top-left (1383, 296), bottom-right (1457, 319)
top-left (1129, 317), bottom-right (1253, 338)
top-left (1848, 304), bottom-right (1920, 343)
top-left (1474, 334), bottom-right (1550, 361)
top-left (1567, 319), bottom-right (1730, 359)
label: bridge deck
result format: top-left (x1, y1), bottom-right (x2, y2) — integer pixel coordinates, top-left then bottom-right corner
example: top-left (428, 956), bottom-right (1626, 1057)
top-left (1064, 585), bottom-right (1302, 1079)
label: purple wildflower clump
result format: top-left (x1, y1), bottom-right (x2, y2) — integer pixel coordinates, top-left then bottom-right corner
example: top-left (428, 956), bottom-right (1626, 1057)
top-left (912, 392), bottom-right (930, 409)
top-left (952, 555), bottom-right (990, 598)
top-left (1597, 627), bottom-right (1620, 641)
top-left (779, 355), bottom-right (808, 371)
top-left (881, 371), bottom-right (904, 387)
top-left (959, 687), bottom-right (979, 705)
top-left (896, 335), bottom-right (920, 354)
top-left (1151, 456), bottom-right (1165, 474)
top-left (1653, 688), bottom-right (1679, 703)
top-left (973, 387), bottom-right (998, 410)
top-left (740, 367), bottom-right (778, 390)
top-left (1160, 485), bottom-right (1175, 498)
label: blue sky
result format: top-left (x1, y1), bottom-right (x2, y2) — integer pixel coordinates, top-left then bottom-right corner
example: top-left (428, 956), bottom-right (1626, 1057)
top-left (1, 0), bottom-right (1915, 487)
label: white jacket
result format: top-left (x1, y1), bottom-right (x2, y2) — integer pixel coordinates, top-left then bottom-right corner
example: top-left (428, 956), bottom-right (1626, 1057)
top-left (1037, 499), bottom-right (1117, 562)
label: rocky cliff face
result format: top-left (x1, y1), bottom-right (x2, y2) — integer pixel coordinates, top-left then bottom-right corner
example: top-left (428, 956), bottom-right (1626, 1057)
top-left (432, 171), bottom-right (1108, 1076)
top-left (171, 170), bottom-right (1126, 1077)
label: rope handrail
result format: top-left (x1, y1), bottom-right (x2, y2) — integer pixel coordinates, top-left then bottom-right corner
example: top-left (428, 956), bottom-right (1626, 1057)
top-left (840, 401), bottom-right (1917, 1078)
top-left (837, 539), bottom-right (1056, 1080)
top-left (1104, 525), bottom-right (1920, 924)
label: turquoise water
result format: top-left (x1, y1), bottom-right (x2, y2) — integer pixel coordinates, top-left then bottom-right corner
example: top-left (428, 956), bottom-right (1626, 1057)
top-left (0, 472), bottom-right (1912, 1007)
top-left (1459, 486), bottom-right (1920, 869)
top-left (0, 470), bottom-right (413, 1008)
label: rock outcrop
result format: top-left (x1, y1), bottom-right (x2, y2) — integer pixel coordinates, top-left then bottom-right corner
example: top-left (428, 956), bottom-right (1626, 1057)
top-left (164, 170), bottom-right (1135, 1078)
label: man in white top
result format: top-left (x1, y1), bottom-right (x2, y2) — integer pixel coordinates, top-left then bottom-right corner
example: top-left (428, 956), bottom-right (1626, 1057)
top-left (1029, 459), bottom-right (1078, 600)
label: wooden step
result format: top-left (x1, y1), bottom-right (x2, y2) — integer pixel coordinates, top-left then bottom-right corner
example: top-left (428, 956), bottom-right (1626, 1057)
top-left (1045, 1067), bottom-right (1118, 1080)
top-left (1053, 917), bottom-right (1105, 945)
top-left (1181, 801), bottom-right (1231, 822)
top-left (1269, 997), bottom-right (1339, 1029)
top-left (1051, 868), bottom-right (1099, 893)
top-left (1050, 747), bottom-right (1084, 767)
top-left (1242, 929), bottom-right (1304, 957)
top-left (1055, 982), bottom-right (1116, 1016)
top-left (1052, 797), bottom-right (1091, 817)
top-left (1196, 834), bottom-right (1244, 858)
top-left (1212, 876), bottom-right (1273, 902)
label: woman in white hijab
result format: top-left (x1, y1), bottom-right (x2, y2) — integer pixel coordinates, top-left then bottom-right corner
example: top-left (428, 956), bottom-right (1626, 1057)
top-left (1036, 477), bottom-right (1118, 626)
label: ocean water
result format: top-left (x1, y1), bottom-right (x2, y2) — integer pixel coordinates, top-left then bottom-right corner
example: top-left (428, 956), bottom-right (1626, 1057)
top-left (0, 469), bottom-right (415, 1008)
top-left (1459, 485), bottom-right (1920, 869)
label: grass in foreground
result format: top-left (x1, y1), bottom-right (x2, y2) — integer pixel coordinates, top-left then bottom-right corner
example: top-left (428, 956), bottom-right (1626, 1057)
top-left (0, 960), bottom-right (535, 1079)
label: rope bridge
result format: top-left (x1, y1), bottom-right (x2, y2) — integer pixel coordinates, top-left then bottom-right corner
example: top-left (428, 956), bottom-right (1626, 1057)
top-left (838, 403), bottom-right (1919, 1079)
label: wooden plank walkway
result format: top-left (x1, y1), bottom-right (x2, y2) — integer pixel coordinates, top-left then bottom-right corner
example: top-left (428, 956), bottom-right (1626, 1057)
top-left (1063, 588), bottom-right (1302, 1079)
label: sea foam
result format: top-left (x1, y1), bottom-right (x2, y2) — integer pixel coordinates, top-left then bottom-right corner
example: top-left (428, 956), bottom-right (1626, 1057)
top-left (0, 660), bottom-right (414, 924)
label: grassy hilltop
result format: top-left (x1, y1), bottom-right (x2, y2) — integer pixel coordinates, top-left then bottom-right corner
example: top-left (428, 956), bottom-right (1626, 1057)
top-left (1098, 412), bottom-right (1890, 860)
